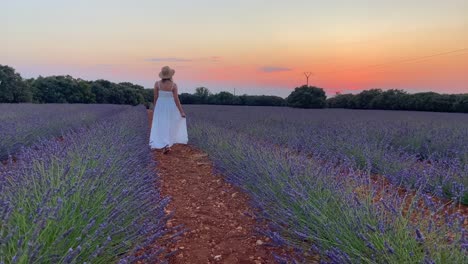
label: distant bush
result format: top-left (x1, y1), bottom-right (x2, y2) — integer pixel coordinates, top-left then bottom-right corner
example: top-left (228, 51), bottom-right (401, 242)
top-left (286, 85), bottom-right (326, 108)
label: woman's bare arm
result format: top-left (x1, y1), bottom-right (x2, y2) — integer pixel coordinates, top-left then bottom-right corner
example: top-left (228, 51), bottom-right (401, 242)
top-left (153, 81), bottom-right (159, 106)
top-left (172, 84), bottom-right (186, 118)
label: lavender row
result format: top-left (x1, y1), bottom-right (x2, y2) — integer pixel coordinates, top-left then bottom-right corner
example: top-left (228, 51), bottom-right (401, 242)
top-left (0, 104), bottom-right (130, 160)
top-left (0, 105), bottom-right (169, 263)
top-left (188, 118), bottom-right (467, 263)
top-left (185, 105), bottom-right (468, 204)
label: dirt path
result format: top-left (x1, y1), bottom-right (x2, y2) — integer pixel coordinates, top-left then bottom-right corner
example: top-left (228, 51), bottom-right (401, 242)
top-left (148, 111), bottom-right (290, 263)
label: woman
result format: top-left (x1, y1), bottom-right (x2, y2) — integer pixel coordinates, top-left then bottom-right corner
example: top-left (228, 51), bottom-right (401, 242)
top-left (149, 66), bottom-right (188, 153)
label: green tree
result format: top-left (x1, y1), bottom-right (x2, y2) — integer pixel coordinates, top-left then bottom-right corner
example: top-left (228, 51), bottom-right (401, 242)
top-left (141, 88), bottom-right (154, 108)
top-left (194, 87), bottom-right (211, 103)
top-left (353, 89), bottom-right (382, 109)
top-left (327, 94), bottom-right (355, 108)
top-left (369, 89), bottom-right (407, 110)
top-left (407, 92), bottom-right (441, 112)
top-left (179, 93), bottom-right (198, 104)
top-left (77, 80), bottom-right (96, 103)
top-left (0, 65), bottom-right (32, 103)
top-left (119, 82), bottom-right (144, 90)
top-left (239, 95), bottom-right (286, 106)
top-left (453, 94), bottom-right (468, 113)
top-left (118, 83), bottom-right (145, 105)
top-left (31, 76), bottom-right (66, 103)
top-left (286, 85), bottom-right (326, 108)
top-left (430, 94), bottom-right (457, 112)
top-left (31, 75), bottom-right (94, 103)
top-left (89, 80), bottom-right (114, 104)
top-left (209, 91), bottom-right (239, 105)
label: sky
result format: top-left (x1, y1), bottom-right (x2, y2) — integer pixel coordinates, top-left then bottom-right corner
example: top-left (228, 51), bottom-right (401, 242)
top-left (2, 0), bottom-right (468, 97)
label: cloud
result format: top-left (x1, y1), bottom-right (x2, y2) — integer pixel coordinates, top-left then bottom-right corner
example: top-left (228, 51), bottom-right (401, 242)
top-left (94, 64), bottom-right (114, 67)
top-left (260, 66), bottom-right (292, 72)
top-left (209, 56), bottom-right (221, 62)
top-left (145, 57), bottom-right (193, 62)
top-left (145, 56), bottom-right (222, 63)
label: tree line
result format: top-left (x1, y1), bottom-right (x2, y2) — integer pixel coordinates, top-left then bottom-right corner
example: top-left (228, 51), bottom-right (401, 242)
top-left (1, 64), bottom-right (466, 112)
top-left (327, 89), bottom-right (468, 113)
top-left (178, 87), bottom-right (286, 106)
top-left (182, 86), bottom-right (468, 113)
top-left (0, 64), bottom-right (287, 108)
top-left (0, 65), bottom-right (153, 107)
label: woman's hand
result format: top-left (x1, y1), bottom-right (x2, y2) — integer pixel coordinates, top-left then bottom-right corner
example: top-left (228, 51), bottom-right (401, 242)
top-left (181, 112), bottom-right (186, 118)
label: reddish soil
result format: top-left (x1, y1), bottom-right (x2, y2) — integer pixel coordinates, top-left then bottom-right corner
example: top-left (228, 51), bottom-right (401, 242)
top-left (148, 111), bottom-right (296, 263)
top-left (365, 175), bottom-right (468, 229)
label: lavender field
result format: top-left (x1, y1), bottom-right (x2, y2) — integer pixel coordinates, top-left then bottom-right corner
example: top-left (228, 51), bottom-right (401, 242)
top-left (187, 105), bottom-right (468, 204)
top-left (0, 104), bottom-right (131, 159)
top-left (1, 103), bottom-right (467, 263)
top-left (186, 105), bottom-right (468, 263)
top-left (0, 105), bottom-right (169, 263)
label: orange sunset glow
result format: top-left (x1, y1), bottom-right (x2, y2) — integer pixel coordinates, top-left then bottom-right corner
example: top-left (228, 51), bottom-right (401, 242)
top-left (2, 0), bottom-right (468, 96)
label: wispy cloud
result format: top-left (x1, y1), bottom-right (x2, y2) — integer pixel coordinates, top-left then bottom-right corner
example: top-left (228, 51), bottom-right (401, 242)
top-left (94, 64), bottom-right (114, 67)
top-left (145, 57), bottom-right (193, 62)
top-left (209, 56), bottom-right (221, 62)
top-left (260, 66), bottom-right (292, 72)
top-left (145, 56), bottom-right (222, 63)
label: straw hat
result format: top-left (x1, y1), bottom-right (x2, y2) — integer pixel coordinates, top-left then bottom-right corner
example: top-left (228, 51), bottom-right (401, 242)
top-left (159, 66), bottom-right (175, 79)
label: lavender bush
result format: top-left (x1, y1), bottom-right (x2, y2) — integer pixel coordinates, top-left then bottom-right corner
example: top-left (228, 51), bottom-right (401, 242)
top-left (0, 104), bottom-right (130, 159)
top-left (186, 105), bottom-right (468, 204)
top-left (0, 105), bottom-right (169, 263)
top-left (187, 112), bottom-right (467, 263)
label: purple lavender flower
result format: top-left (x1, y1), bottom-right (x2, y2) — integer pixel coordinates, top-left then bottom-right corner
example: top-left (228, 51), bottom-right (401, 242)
top-left (416, 229), bottom-right (425, 243)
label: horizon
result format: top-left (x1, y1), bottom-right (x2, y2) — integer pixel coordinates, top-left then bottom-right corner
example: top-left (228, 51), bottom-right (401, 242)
top-left (3, 0), bottom-right (468, 97)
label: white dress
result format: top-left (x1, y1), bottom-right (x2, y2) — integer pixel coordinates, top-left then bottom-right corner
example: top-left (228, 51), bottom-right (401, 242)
top-left (149, 82), bottom-right (188, 149)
